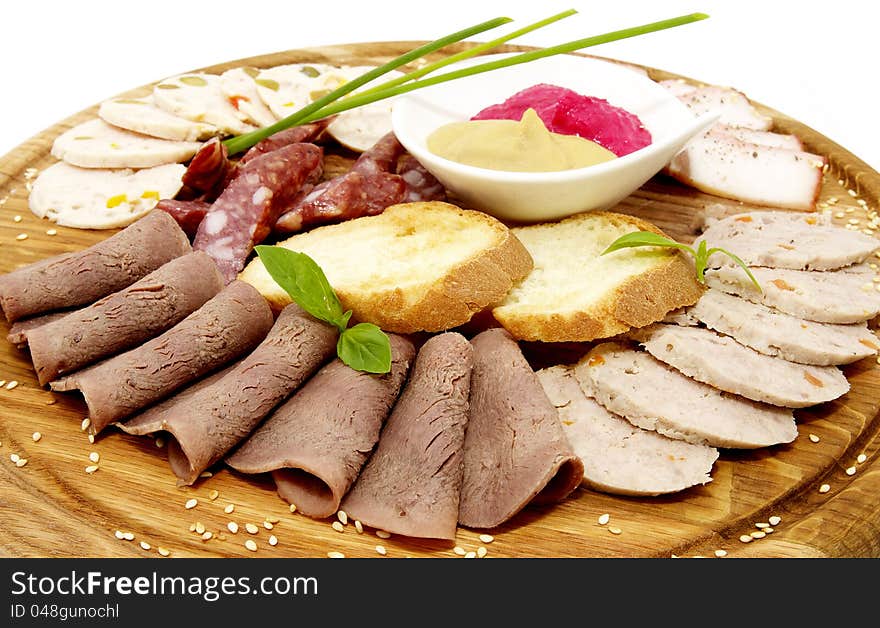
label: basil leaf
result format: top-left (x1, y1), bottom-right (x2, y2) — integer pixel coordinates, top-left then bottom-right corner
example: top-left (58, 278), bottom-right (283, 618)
top-left (601, 231), bottom-right (695, 256)
top-left (255, 246), bottom-right (345, 327)
top-left (337, 323), bottom-right (392, 374)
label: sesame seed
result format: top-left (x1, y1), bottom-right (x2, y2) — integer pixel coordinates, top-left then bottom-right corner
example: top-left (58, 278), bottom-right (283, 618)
top-left (10, 453), bottom-right (20, 463)
top-left (819, 483), bottom-right (831, 493)
top-left (209, 489), bottom-right (219, 501)
top-left (154, 437), bottom-right (165, 448)
top-left (114, 530), bottom-right (125, 540)
top-left (32, 432), bottom-right (41, 442)
top-left (376, 530), bottom-right (391, 539)
top-left (201, 531), bottom-right (213, 541)
top-left (88, 452), bottom-right (100, 463)
top-left (755, 522), bottom-right (769, 529)
top-left (46, 398), bottom-right (56, 405)
top-left (848, 218), bottom-right (860, 225)
top-left (245, 523), bottom-right (259, 535)
top-left (337, 510), bottom-right (348, 525)
top-left (224, 504), bottom-right (235, 514)
top-left (245, 540), bottom-right (257, 552)
top-left (263, 521), bottom-right (273, 530)
top-left (195, 522), bottom-right (206, 534)
top-left (608, 527), bottom-right (622, 535)
top-left (848, 189), bottom-right (858, 197)
top-left (227, 522), bottom-right (239, 534)
top-left (6, 380), bottom-right (19, 390)
top-left (835, 211), bottom-right (845, 218)
top-left (765, 528), bottom-right (775, 534)
top-left (87, 434), bottom-right (95, 444)
top-left (354, 520), bottom-right (363, 534)
top-left (46, 229), bottom-right (57, 236)
top-left (768, 515), bottom-right (782, 526)
top-left (188, 523), bottom-right (197, 532)
top-left (13, 215), bottom-right (22, 222)
top-left (267, 516), bottom-right (280, 524)
top-left (157, 547), bottom-right (171, 557)
top-left (331, 521), bottom-right (344, 533)
top-left (453, 546), bottom-right (466, 556)
top-left (809, 434), bottom-right (820, 443)
top-left (199, 471), bottom-right (213, 478)
top-left (857, 454), bottom-right (867, 464)
top-left (739, 535), bottom-right (753, 543)
top-left (123, 532), bottom-right (134, 541)
top-left (375, 545), bottom-right (387, 556)
top-left (140, 541), bottom-right (151, 551)
top-left (288, 503), bottom-right (297, 513)
top-left (84, 465), bottom-right (98, 474)
top-left (0, 380), bottom-right (7, 387)
top-left (477, 546), bottom-right (488, 558)
top-left (750, 531), bottom-right (766, 539)
top-left (464, 551), bottom-right (477, 558)
top-left (846, 466), bottom-right (856, 476)
top-left (184, 498), bottom-right (198, 510)
top-left (327, 551), bottom-right (345, 558)
top-left (714, 549), bottom-right (728, 558)
top-left (81, 418), bottom-right (90, 431)
top-left (15, 457), bottom-right (27, 468)
top-left (269, 535), bottom-right (278, 546)
top-left (15, 233), bottom-right (27, 241)
top-left (597, 513), bottom-right (610, 526)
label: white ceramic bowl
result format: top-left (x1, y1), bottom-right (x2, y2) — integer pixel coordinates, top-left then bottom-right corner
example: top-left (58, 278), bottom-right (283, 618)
top-left (391, 53), bottom-right (719, 223)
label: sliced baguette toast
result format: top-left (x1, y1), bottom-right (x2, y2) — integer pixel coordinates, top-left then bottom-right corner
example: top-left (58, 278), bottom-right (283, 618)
top-left (492, 211), bottom-right (703, 342)
top-left (239, 201), bottom-right (533, 333)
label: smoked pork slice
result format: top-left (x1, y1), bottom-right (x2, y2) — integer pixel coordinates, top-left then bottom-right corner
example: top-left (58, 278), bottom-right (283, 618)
top-left (27, 252), bottom-right (224, 386)
top-left (50, 280), bottom-right (273, 434)
top-left (458, 328), bottom-right (583, 529)
top-left (6, 311), bottom-right (70, 348)
top-left (0, 210), bottom-right (190, 322)
top-left (630, 324), bottom-right (850, 408)
top-left (685, 288), bottom-right (879, 365)
top-left (537, 365), bottom-right (718, 496)
top-left (696, 211), bottom-right (880, 270)
top-left (669, 84), bottom-right (773, 130)
top-left (705, 265), bottom-right (880, 324)
top-left (341, 333), bottom-right (473, 540)
top-left (575, 342), bottom-right (797, 449)
top-left (226, 334), bottom-right (415, 518)
top-left (130, 304), bottom-right (338, 485)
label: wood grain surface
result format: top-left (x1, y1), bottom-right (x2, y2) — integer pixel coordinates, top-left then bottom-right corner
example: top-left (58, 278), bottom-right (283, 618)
top-left (0, 42), bottom-right (878, 559)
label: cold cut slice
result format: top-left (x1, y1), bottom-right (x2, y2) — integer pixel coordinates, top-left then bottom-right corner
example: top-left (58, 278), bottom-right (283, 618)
top-left (27, 252), bottom-right (225, 386)
top-left (686, 288), bottom-right (879, 365)
top-left (537, 365), bottom-right (718, 496)
top-left (458, 328), bottom-right (583, 529)
top-left (226, 334), bottom-right (415, 518)
top-left (126, 304), bottom-right (339, 485)
top-left (630, 324), bottom-right (850, 408)
top-left (397, 153), bottom-right (447, 203)
top-left (705, 265), bottom-right (880, 324)
top-left (6, 311), bottom-right (70, 348)
top-left (575, 342), bottom-right (797, 449)
top-left (696, 211), bottom-right (880, 270)
top-left (341, 333), bottom-right (473, 541)
top-left (193, 142), bottom-right (323, 283)
top-left (154, 199), bottom-right (211, 238)
top-left (50, 280), bottom-right (273, 434)
top-left (0, 210), bottom-right (191, 322)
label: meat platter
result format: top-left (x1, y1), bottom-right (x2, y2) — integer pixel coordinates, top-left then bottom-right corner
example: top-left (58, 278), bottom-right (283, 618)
top-left (1, 41), bottom-right (879, 559)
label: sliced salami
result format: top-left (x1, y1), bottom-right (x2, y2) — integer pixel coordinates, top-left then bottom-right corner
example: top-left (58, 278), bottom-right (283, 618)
top-left (155, 199), bottom-right (211, 238)
top-left (397, 153), bottom-right (447, 203)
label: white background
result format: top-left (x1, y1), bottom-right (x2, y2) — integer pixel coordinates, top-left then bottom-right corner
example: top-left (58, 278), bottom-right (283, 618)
top-left (1, 0), bottom-right (878, 171)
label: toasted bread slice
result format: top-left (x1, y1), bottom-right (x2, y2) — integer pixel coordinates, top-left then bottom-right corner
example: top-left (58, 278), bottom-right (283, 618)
top-left (492, 211), bottom-right (703, 342)
top-left (238, 201), bottom-right (533, 333)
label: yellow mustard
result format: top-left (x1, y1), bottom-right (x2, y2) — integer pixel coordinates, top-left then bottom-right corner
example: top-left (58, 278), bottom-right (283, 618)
top-left (426, 108), bottom-right (616, 172)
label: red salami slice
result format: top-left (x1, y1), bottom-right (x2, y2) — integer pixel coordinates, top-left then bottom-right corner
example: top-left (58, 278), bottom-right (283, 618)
top-left (181, 137), bottom-right (231, 197)
top-left (237, 122), bottom-right (329, 165)
top-left (193, 142), bottom-right (323, 283)
top-left (155, 199), bottom-right (211, 238)
top-left (350, 131), bottom-right (406, 176)
top-left (397, 154), bottom-right (447, 203)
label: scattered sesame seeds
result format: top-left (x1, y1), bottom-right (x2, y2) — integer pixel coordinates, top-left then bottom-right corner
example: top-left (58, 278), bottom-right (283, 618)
top-left (765, 528), bottom-right (774, 534)
top-left (245, 523), bottom-right (259, 535)
top-left (81, 418), bottom-right (91, 432)
top-left (739, 535), bottom-right (753, 543)
top-left (154, 437), bottom-right (165, 448)
top-left (84, 465), bottom-right (98, 474)
top-left (122, 532), bottom-right (134, 541)
top-left (0, 380), bottom-right (6, 388)
top-left (750, 531), bottom-right (766, 539)
top-left (848, 218), bottom-right (861, 225)
top-left (376, 530), bottom-right (391, 539)
top-left (114, 530), bottom-right (125, 540)
top-left (479, 533), bottom-right (494, 543)
top-left (263, 521), bottom-right (273, 530)
top-left (477, 546), bottom-right (488, 558)
top-left (846, 466), bottom-right (856, 476)
top-left (188, 523), bottom-right (197, 533)
top-left (184, 498), bottom-right (198, 510)
top-left (288, 503), bottom-right (297, 514)
top-left (195, 522), bottom-right (206, 535)
top-left (88, 452), bottom-right (100, 463)
top-left (140, 541), bottom-right (151, 551)
top-left (87, 434), bottom-right (95, 444)
top-left (608, 527), bottom-right (622, 535)
top-left (327, 551), bottom-right (345, 559)
top-left (819, 483), bottom-right (831, 494)
top-left (201, 531), bottom-right (213, 541)
top-left (755, 522), bottom-right (769, 529)
top-left (354, 520), bottom-right (363, 534)
top-left (269, 535), bottom-right (278, 547)
top-left (224, 504), bottom-right (235, 514)
top-left (337, 510), bottom-right (348, 525)
top-left (835, 211), bottom-right (845, 219)
top-left (13, 215), bottom-right (22, 222)
top-left (848, 189), bottom-right (858, 197)
top-left (768, 515), bottom-right (782, 526)
top-left (464, 551), bottom-right (477, 558)
top-left (10, 453), bottom-right (20, 463)
top-left (245, 539), bottom-right (258, 552)
top-left (157, 547), bottom-right (171, 557)
top-left (857, 454), bottom-right (867, 464)
top-left (209, 489), bottom-right (219, 501)
top-left (714, 549), bottom-right (728, 558)
top-left (46, 229), bottom-right (57, 236)
top-left (809, 434), bottom-right (820, 443)
top-left (453, 546), bottom-right (466, 556)
top-left (375, 545), bottom-right (387, 556)
top-left (331, 521), bottom-right (344, 533)
top-left (597, 513), bottom-right (610, 526)
top-left (15, 458), bottom-right (28, 468)
top-left (267, 516), bottom-right (280, 524)
top-left (199, 471), bottom-right (213, 478)
top-left (227, 522), bottom-right (239, 534)
top-left (32, 432), bottom-right (41, 442)
top-left (6, 380), bottom-right (19, 390)
top-left (15, 234), bottom-right (27, 241)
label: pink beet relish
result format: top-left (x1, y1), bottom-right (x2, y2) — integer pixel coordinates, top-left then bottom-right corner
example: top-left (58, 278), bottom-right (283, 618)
top-left (471, 83), bottom-right (652, 157)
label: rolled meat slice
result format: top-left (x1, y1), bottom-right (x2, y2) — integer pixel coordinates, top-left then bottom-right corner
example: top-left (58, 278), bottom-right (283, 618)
top-left (6, 311), bottom-right (70, 348)
top-left (50, 280), bottom-right (273, 434)
top-left (193, 142), bottom-right (324, 283)
top-left (458, 328), bottom-right (584, 529)
top-left (341, 332), bottom-right (473, 541)
top-left (125, 304), bottom-right (338, 485)
top-left (226, 333), bottom-right (416, 518)
top-left (0, 210), bottom-right (190, 322)
top-left (27, 251), bottom-right (225, 386)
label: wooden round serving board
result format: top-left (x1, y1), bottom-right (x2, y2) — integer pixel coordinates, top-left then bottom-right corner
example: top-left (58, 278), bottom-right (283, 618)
top-left (1, 42), bottom-right (878, 559)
